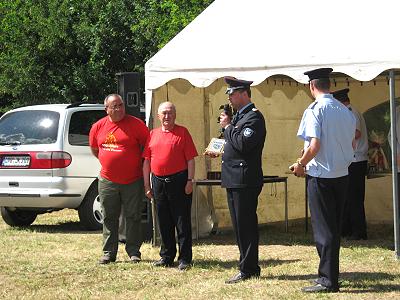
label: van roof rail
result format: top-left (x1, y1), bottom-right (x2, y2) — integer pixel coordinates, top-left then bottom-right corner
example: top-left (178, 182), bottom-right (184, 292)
top-left (66, 102), bottom-right (102, 109)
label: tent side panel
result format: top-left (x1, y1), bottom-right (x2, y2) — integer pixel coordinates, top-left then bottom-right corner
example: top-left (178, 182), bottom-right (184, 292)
top-left (151, 77), bottom-right (399, 232)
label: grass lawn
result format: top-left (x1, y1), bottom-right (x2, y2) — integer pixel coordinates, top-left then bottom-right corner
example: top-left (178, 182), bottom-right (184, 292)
top-left (0, 209), bottom-right (399, 299)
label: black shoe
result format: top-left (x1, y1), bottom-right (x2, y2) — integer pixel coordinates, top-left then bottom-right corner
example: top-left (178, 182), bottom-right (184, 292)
top-left (225, 272), bottom-right (259, 284)
top-left (153, 258), bottom-right (174, 267)
top-left (129, 255), bottom-right (141, 263)
top-left (301, 284), bottom-right (339, 293)
top-left (178, 261), bottom-right (191, 271)
top-left (309, 278), bottom-right (343, 287)
top-left (308, 278), bottom-right (319, 284)
top-left (98, 255), bottom-right (116, 265)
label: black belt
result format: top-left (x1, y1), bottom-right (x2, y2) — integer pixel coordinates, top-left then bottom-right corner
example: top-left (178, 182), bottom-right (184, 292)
top-left (153, 170), bottom-right (187, 183)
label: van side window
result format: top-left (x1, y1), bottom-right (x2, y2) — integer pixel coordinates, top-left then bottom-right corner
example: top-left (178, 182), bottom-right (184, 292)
top-left (68, 110), bottom-right (106, 146)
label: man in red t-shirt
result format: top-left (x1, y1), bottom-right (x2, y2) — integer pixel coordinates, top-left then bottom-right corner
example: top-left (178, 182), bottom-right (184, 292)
top-left (143, 102), bottom-right (198, 271)
top-left (89, 94), bottom-right (149, 264)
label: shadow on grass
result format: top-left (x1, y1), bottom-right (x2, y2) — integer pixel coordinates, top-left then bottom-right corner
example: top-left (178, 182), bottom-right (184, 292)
top-left (194, 222), bottom-right (395, 250)
top-left (194, 221), bottom-right (314, 247)
top-left (11, 221), bottom-right (100, 234)
top-left (7, 219), bottom-right (396, 251)
top-left (270, 271), bottom-right (400, 293)
top-left (340, 271), bottom-right (400, 293)
top-left (194, 258), bottom-right (300, 270)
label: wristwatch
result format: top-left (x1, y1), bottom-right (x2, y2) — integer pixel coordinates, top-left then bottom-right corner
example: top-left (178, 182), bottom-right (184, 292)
top-left (296, 158), bottom-right (306, 168)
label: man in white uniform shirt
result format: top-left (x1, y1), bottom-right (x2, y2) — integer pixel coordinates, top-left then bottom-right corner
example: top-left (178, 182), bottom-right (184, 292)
top-left (333, 88), bottom-right (369, 240)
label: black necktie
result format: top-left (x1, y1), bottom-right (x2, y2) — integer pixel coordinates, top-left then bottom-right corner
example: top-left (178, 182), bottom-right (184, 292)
top-left (231, 113), bottom-right (239, 125)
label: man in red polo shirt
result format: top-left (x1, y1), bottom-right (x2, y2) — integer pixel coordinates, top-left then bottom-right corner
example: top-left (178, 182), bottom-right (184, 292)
top-left (90, 94), bottom-right (149, 264)
top-left (143, 101), bottom-right (198, 271)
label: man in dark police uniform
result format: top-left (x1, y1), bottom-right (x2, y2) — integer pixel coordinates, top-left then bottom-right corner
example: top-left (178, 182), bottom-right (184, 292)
top-left (218, 77), bottom-right (266, 284)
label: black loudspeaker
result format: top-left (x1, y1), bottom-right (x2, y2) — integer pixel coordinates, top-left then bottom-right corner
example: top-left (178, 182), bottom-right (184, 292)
top-left (116, 72), bottom-right (145, 120)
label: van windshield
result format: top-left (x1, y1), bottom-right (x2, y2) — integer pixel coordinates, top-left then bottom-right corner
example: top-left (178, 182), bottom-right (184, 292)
top-left (0, 110), bottom-right (59, 145)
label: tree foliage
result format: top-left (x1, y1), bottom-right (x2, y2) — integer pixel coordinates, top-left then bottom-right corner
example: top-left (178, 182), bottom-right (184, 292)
top-left (0, 0), bottom-right (213, 111)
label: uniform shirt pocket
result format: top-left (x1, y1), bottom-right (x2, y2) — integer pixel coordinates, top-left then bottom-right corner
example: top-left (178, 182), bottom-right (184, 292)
top-left (226, 159), bottom-right (248, 184)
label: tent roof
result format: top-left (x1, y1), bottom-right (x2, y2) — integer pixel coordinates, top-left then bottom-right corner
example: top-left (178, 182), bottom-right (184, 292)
top-left (145, 0), bottom-right (400, 90)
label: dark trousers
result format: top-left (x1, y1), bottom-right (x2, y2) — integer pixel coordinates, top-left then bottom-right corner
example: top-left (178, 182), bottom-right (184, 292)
top-left (342, 160), bottom-right (368, 238)
top-left (307, 175), bottom-right (349, 290)
top-left (152, 170), bottom-right (192, 263)
top-left (226, 186), bottom-right (262, 276)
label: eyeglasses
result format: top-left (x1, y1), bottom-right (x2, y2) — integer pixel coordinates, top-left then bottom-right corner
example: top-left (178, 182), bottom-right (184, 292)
top-left (106, 103), bottom-right (124, 110)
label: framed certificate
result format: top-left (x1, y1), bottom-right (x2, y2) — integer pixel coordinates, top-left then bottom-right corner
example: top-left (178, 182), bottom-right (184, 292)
top-left (204, 138), bottom-right (225, 155)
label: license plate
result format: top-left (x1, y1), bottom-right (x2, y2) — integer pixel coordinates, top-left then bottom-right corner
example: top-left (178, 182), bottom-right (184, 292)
top-left (1, 156), bottom-right (31, 167)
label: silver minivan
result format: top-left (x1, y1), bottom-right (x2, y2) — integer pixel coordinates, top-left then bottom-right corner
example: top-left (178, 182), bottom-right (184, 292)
top-left (0, 103), bottom-right (106, 230)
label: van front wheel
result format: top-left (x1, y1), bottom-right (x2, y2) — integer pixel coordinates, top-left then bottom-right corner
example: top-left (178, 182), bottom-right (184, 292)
top-left (0, 207), bottom-right (37, 226)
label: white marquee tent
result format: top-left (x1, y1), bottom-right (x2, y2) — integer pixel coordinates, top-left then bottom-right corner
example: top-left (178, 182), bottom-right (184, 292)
top-left (145, 0), bottom-right (400, 91)
top-left (145, 0), bottom-right (400, 257)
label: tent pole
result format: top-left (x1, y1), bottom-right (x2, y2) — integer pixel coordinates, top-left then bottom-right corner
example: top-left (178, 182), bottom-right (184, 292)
top-left (389, 70), bottom-right (400, 260)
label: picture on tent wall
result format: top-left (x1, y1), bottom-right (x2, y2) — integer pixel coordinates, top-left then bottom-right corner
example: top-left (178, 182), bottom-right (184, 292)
top-left (363, 98), bottom-right (399, 178)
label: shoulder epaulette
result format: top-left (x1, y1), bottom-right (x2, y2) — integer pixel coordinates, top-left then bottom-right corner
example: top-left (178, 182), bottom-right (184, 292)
top-left (309, 101), bottom-right (318, 110)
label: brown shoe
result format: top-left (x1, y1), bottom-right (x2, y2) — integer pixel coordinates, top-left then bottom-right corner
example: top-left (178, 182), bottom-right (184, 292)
top-left (98, 255), bottom-right (116, 265)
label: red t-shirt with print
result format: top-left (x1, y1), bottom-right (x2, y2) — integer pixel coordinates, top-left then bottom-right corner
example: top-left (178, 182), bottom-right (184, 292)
top-left (143, 125), bottom-right (198, 176)
top-left (89, 115), bottom-right (149, 184)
